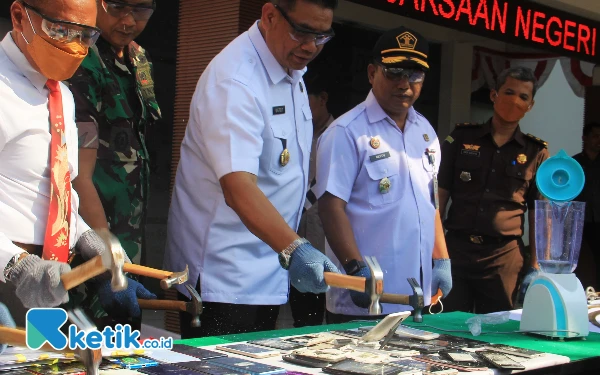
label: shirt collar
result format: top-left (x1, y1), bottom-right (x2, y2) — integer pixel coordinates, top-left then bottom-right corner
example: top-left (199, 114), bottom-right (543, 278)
top-left (1, 32), bottom-right (47, 93)
top-left (248, 21), bottom-right (305, 85)
top-left (365, 90), bottom-right (417, 127)
top-left (479, 118), bottom-right (526, 146)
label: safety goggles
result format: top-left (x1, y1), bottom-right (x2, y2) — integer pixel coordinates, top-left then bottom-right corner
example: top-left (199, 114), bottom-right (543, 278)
top-left (379, 65), bottom-right (426, 83)
top-left (102, 0), bottom-right (156, 21)
top-left (274, 5), bottom-right (334, 46)
top-left (21, 2), bottom-right (101, 47)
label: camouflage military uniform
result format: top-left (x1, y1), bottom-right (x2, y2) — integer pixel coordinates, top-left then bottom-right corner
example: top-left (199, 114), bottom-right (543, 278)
top-left (68, 37), bottom-right (161, 265)
top-left (67, 38), bottom-right (160, 321)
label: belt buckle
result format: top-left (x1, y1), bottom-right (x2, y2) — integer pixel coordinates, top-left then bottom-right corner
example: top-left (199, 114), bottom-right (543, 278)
top-left (470, 235), bottom-right (484, 244)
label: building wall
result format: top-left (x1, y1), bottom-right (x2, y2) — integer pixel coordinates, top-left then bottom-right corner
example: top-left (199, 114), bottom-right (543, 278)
top-left (521, 63), bottom-right (585, 157)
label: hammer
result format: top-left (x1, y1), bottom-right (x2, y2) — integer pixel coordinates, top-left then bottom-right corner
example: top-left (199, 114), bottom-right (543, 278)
top-left (0, 309), bottom-right (102, 375)
top-left (67, 308), bottom-right (102, 375)
top-left (137, 284), bottom-right (202, 327)
top-left (324, 256), bottom-right (441, 322)
top-left (123, 264), bottom-right (189, 290)
top-left (60, 230), bottom-right (127, 292)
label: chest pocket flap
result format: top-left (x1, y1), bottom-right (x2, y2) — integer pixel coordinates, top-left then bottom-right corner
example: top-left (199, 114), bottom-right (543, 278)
top-left (365, 157), bottom-right (399, 180)
top-left (302, 104), bottom-right (313, 121)
top-left (269, 116), bottom-right (293, 139)
top-left (505, 165), bottom-right (533, 181)
top-left (456, 154), bottom-right (483, 170)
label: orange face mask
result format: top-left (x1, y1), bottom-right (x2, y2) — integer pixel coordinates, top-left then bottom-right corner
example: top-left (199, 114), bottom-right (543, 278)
top-left (22, 23), bottom-right (88, 81)
top-left (494, 94), bottom-right (530, 123)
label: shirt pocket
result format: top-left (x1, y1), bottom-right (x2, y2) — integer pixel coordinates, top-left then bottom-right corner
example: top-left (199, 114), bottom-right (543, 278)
top-left (505, 165), bottom-right (533, 200)
top-left (454, 156), bottom-right (483, 194)
top-left (268, 116), bottom-right (294, 175)
top-left (364, 157), bottom-right (401, 206)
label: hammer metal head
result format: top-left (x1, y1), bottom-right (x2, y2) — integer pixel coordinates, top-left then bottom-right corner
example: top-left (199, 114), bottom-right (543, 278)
top-left (97, 230), bottom-right (128, 292)
top-left (364, 256), bottom-right (384, 315)
top-left (67, 309), bottom-right (102, 375)
top-left (160, 265), bottom-right (189, 290)
top-left (184, 284), bottom-right (203, 328)
top-left (407, 277), bottom-right (424, 322)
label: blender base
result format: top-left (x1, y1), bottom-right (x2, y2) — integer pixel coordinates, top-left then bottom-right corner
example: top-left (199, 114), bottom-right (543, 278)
top-left (520, 273), bottom-right (589, 339)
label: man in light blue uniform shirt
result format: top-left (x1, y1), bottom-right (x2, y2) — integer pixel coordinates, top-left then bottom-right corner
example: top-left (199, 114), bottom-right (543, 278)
top-left (164, 0), bottom-right (340, 338)
top-left (316, 26), bottom-right (453, 322)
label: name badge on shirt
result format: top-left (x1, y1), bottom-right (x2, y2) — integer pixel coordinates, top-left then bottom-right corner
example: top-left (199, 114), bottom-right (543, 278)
top-left (369, 152), bottom-right (391, 162)
top-left (273, 106), bottom-right (286, 115)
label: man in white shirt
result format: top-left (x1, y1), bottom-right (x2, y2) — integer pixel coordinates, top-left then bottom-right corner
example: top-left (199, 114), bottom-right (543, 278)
top-left (164, 0), bottom-right (340, 337)
top-left (316, 26), bottom-right (452, 322)
top-left (0, 0), bottom-right (154, 327)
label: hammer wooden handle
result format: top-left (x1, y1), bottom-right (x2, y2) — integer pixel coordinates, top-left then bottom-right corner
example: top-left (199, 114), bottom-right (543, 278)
top-left (324, 272), bottom-right (366, 292)
top-left (138, 299), bottom-right (186, 312)
top-left (380, 293), bottom-right (409, 304)
top-left (124, 263), bottom-right (172, 279)
top-left (61, 255), bottom-right (106, 291)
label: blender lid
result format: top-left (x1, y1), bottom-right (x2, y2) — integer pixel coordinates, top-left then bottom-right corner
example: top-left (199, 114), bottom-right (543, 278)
top-left (536, 149), bottom-right (585, 202)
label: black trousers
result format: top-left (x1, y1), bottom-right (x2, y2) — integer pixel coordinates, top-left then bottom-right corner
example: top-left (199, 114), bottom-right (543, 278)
top-left (178, 289), bottom-right (280, 339)
top-left (443, 232), bottom-right (524, 314)
top-left (289, 285), bottom-right (325, 328)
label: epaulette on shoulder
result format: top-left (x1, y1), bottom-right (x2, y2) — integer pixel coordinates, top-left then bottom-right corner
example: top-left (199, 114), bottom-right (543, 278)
top-left (525, 133), bottom-right (548, 148)
top-left (455, 122), bottom-right (482, 128)
top-left (335, 103), bottom-right (366, 128)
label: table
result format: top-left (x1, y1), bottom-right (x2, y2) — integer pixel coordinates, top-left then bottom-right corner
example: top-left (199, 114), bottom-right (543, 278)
top-left (177, 312), bottom-right (600, 374)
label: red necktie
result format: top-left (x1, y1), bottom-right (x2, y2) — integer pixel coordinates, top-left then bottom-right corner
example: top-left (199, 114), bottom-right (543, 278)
top-left (43, 80), bottom-right (71, 262)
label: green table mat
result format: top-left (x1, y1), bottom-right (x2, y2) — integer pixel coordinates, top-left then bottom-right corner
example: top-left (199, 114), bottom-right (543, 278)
top-left (177, 312), bottom-right (600, 361)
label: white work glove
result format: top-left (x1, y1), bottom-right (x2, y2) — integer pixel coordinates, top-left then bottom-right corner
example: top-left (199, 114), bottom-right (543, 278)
top-left (8, 255), bottom-right (71, 308)
top-left (76, 229), bottom-right (131, 263)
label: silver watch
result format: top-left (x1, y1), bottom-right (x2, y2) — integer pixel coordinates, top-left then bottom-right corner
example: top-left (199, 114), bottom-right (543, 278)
top-left (278, 238), bottom-right (309, 270)
top-left (3, 252), bottom-right (26, 281)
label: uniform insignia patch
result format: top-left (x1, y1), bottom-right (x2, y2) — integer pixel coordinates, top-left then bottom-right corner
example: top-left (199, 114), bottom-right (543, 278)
top-left (379, 177), bottom-right (391, 194)
top-left (463, 144), bottom-right (481, 151)
top-left (370, 137), bottom-right (381, 149)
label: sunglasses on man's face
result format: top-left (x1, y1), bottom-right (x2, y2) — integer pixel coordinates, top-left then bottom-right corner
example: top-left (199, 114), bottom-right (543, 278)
top-left (379, 65), bottom-right (426, 83)
top-left (21, 1), bottom-right (101, 47)
top-left (102, 0), bottom-right (155, 21)
top-left (274, 5), bottom-right (334, 46)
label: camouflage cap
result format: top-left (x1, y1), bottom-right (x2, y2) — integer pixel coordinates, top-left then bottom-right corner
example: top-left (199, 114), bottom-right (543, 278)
top-left (372, 26), bottom-right (429, 71)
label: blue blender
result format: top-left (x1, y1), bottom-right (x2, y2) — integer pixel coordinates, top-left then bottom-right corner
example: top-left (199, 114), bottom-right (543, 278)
top-left (520, 150), bottom-right (589, 338)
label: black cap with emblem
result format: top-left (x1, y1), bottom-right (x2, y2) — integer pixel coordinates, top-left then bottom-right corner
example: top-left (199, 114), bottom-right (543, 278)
top-left (372, 26), bottom-right (429, 71)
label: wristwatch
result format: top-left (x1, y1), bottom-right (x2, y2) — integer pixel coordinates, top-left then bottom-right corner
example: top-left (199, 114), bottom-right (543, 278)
top-left (3, 252), bottom-right (27, 281)
top-left (278, 238), bottom-right (309, 270)
top-left (343, 259), bottom-right (366, 275)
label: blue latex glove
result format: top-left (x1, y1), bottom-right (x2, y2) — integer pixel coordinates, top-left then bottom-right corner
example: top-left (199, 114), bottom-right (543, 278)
top-left (0, 303), bottom-right (16, 354)
top-left (518, 267), bottom-right (540, 304)
top-left (289, 243), bottom-right (340, 293)
top-left (349, 266), bottom-right (372, 309)
top-left (431, 259), bottom-right (452, 297)
top-left (97, 277), bottom-right (156, 318)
